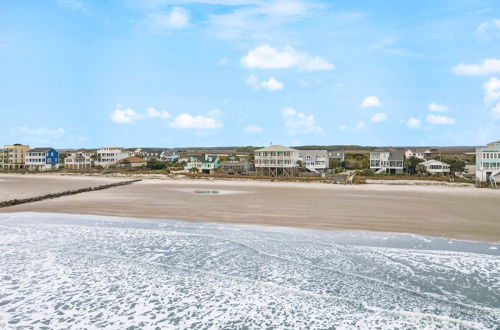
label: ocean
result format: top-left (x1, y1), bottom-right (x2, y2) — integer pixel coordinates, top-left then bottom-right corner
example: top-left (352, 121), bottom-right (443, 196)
top-left (0, 212), bottom-right (499, 329)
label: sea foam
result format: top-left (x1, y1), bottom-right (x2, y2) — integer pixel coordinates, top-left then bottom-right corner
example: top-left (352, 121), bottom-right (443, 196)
top-left (0, 212), bottom-right (498, 329)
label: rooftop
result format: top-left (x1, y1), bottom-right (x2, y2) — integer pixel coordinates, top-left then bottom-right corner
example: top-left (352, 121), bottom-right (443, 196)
top-left (255, 145), bottom-right (298, 152)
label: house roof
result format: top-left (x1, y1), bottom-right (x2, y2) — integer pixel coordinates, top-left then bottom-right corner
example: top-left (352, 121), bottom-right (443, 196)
top-left (388, 151), bottom-right (404, 160)
top-left (299, 150), bottom-right (328, 156)
top-left (29, 147), bottom-right (54, 152)
top-left (255, 145), bottom-right (298, 152)
top-left (421, 159), bottom-right (449, 166)
top-left (117, 156), bottom-right (146, 163)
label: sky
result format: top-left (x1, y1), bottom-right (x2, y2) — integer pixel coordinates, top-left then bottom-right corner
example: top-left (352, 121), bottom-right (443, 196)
top-left (1, 0), bottom-right (500, 148)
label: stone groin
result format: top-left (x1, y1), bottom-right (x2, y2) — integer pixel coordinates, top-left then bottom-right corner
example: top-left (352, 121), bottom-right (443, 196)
top-left (0, 179), bottom-right (141, 208)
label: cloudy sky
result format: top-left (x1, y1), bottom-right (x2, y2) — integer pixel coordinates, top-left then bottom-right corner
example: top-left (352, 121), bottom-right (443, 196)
top-left (1, 0), bottom-right (500, 148)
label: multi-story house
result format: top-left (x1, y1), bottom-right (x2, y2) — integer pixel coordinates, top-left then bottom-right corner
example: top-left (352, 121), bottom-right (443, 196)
top-left (185, 154), bottom-right (220, 174)
top-left (404, 147), bottom-right (432, 160)
top-left (2, 144), bottom-right (30, 170)
top-left (254, 145), bottom-right (300, 177)
top-left (298, 150), bottom-right (328, 173)
top-left (369, 148), bottom-right (404, 174)
top-left (327, 150), bottom-right (345, 163)
top-left (160, 151), bottom-right (180, 163)
top-left (26, 148), bottom-right (59, 171)
top-left (96, 147), bottom-right (134, 168)
top-left (64, 149), bottom-right (96, 169)
top-left (475, 141), bottom-right (500, 185)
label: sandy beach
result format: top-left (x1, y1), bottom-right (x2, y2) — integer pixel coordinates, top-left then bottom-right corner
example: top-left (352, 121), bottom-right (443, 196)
top-left (1, 173), bottom-right (499, 242)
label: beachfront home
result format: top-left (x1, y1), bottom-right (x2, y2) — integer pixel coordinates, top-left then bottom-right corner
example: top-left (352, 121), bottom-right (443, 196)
top-left (327, 151), bottom-right (345, 163)
top-left (1, 144), bottom-right (30, 170)
top-left (65, 149), bottom-right (96, 169)
top-left (298, 150), bottom-right (329, 173)
top-left (116, 156), bottom-right (147, 170)
top-left (254, 144), bottom-right (300, 177)
top-left (220, 160), bottom-right (252, 175)
top-left (405, 147), bottom-right (432, 160)
top-left (160, 151), bottom-right (180, 163)
top-left (96, 147), bottom-right (134, 168)
top-left (185, 154), bottom-right (220, 174)
top-left (418, 159), bottom-right (450, 175)
top-left (475, 141), bottom-right (500, 186)
top-left (369, 148), bottom-right (404, 174)
top-left (26, 148), bottom-right (59, 171)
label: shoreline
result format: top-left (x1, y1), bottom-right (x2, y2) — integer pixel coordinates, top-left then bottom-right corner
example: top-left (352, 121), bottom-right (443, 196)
top-left (1, 173), bottom-right (499, 243)
top-left (3, 211), bottom-right (500, 248)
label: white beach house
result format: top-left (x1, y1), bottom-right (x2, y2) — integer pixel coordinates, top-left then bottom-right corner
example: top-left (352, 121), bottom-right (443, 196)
top-left (475, 141), bottom-right (500, 186)
top-left (298, 150), bottom-right (329, 173)
top-left (404, 147), bottom-right (432, 160)
top-left (254, 145), bottom-right (300, 177)
top-left (64, 149), bottom-right (96, 169)
top-left (418, 159), bottom-right (450, 175)
top-left (96, 147), bottom-right (134, 168)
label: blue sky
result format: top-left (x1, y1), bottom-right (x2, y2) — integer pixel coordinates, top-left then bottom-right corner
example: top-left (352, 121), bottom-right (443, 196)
top-left (1, 0), bottom-right (500, 148)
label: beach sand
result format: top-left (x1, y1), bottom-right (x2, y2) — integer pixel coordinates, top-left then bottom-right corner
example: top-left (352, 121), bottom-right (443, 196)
top-left (1, 173), bottom-right (499, 242)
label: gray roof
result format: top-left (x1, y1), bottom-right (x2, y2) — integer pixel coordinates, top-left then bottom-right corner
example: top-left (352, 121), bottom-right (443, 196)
top-left (29, 147), bottom-right (54, 152)
top-left (255, 145), bottom-right (298, 152)
top-left (299, 150), bottom-right (328, 156)
top-left (388, 150), bottom-right (404, 160)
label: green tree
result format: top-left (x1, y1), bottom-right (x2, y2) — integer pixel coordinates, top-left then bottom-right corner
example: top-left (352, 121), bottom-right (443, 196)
top-left (442, 158), bottom-right (466, 174)
top-left (329, 159), bottom-right (340, 169)
top-left (147, 158), bottom-right (166, 170)
top-left (189, 167), bottom-right (199, 173)
top-left (405, 156), bottom-right (424, 175)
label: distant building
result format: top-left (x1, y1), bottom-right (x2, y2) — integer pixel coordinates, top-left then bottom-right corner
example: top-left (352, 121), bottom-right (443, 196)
top-left (220, 160), bottom-right (252, 175)
top-left (298, 150), bottom-right (328, 173)
top-left (117, 156), bottom-right (147, 170)
top-left (254, 145), bottom-right (300, 177)
top-left (26, 148), bottom-right (59, 171)
top-left (369, 148), bottom-right (404, 174)
top-left (185, 154), bottom-right (220, 174)
top-left (65, 149), bottom-right (96, 169)
top-left (160, 151), bottom-right (180, 163)
top-left (418, 159), bottom-right (450, 175)
top-left (475, 141), bottom-right (500, 184)
top-left (327, 151), bottom-right (345, 163)
top-left (1, 144), bottom-right (30, 170)
top-left (405, 147), bottom-right (432, 160)
top-left (96, 147), bottom-right (134, 168)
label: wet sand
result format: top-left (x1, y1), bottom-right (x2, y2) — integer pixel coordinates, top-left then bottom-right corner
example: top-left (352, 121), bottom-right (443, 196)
top-left (1, 174), bottom-right (500, 242)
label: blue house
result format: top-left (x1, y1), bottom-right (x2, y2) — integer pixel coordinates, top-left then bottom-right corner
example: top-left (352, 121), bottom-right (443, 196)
top-left (26, 147), bottom-right (59, 171)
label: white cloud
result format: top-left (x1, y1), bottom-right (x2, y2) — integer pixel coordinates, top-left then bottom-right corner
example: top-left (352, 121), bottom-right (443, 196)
top-left (111, 107), bottom-right (170, 123)
top-left (406, 117), bottom-right (421, 130)
top-left (483, 77), bottom-right (500, 103)
top-left (339, 121), bottom-right (366, 131)
top-left (361, 96), bottom-right (381, 108)
top-left (111, 108), bottom-right (143, 123)
top-left (476, 19), bottom-right (500, 35)
top-left (452, 58), bottom-right (500, 76)
top-left (246, 74), bottom-right (284, 91)
top-left (428, 102), bottom-right (448, 112)
top-left (146, 7), bottom-right (190, 32)
top-left (426, 114), bottom-right (455, 125)
top-left (241, 45), bottom-right (334, 71)
top-left (170, 113), bottom-right (223, 129)
top-left (244, 125), bottom-right (263, 134)
top-left (146, 107), bottom-right (170, 119)
top-left (282, 107), bottom-right (323, 135)
top-left (261, 77), bottom-right (284, 91)
top-left (370, 112), bottom-right (387, 123)
top-left (14, 127), bottom-right (65, 138)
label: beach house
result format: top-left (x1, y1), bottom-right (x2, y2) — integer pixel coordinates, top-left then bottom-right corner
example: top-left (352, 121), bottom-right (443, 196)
top-left (328, 151), bottom-right (345, 163)
top-left (369, 148), bottom-right (404, 174)
top-left (475, 141), bottom-right (500, 186)
top-left (1, 144), bottom-right (30, 170)
top-left (404, 147), bottom-right (432, 160)
top-left (64, 149), bottom-right (96, 169)
top-left (298, 150), bottom-right (329, 173)
top-left (26, 148), bottom-right (59, 171)
top-left (220, 160), bottom-right (252, 175)
top-left (185, 154), bottom-right (220, 174)
top-left (254, 145), bottom-right (300, 177)
top-left (116, 156), bottom-right (147, 170)
top-left (418, 159), bottom-right (450, 175)
top-left (96, 147), bottom-right (134, 168)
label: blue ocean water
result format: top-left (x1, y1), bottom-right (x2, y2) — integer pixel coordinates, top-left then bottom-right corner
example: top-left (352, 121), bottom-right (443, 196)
top-left (0, 212), bottom-right (499, 329)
